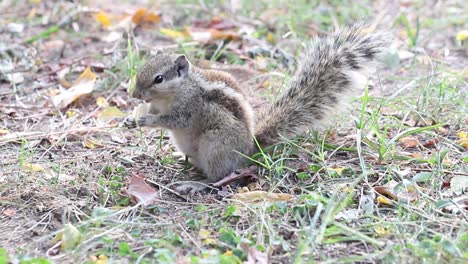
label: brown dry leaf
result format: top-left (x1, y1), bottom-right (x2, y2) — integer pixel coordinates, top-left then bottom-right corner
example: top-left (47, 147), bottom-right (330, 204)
top-left (52, 67), bottom-right (96, 109)
top-left (423, 138), bottom-right (439, 148)
top-left (374, 186), bottom-right (398, 200)
top-left (232, 190), bottom-right (292, 203)
top-left (83, 138), bottom-right (104, 149)
top-left (126, 174), bottom-right (158, 207)
top-left (375, 183), bottom-right (418, 204)
top-left (210, 29), bottom-right (240, 40)
top-left (399, 136), bottom-right (420, 148)
top-left (132, 8), bottom-right (160, 26)
top-left (3, 208), bottom-right (16, 217)
top-left (95, 11), bottom-right (111, 28)
top-left (187, 28), bottom-right (240, 42)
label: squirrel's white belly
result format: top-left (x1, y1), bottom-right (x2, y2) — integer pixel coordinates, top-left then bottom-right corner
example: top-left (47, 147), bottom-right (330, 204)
top-left (169, 129), bottom-right (198, 158)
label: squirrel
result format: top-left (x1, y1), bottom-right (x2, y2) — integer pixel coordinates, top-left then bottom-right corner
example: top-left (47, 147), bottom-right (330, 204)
top-left (125, 24), bottom-right (389, 194)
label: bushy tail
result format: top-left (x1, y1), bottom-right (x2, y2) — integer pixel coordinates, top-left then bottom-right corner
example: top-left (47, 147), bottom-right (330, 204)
top-left (255, 24), bottom-right (390, 146)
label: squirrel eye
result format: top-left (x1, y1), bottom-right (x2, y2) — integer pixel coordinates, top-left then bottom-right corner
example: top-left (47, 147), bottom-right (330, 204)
top-left (153, 75), bottom-right (163, 84)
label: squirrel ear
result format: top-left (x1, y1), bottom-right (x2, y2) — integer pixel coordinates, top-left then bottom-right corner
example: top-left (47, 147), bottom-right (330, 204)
top-left (174, 55), bottom-right (190, 77)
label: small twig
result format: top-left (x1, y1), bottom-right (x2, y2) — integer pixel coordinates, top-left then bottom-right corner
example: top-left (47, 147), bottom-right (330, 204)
top-left (145, 179), bottom-right (189, 202)
top-left (178, 223), bottom-right (201, 251)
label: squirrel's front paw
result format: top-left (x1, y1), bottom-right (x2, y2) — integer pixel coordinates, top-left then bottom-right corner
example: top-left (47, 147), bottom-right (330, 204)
top-left (123, 117), bottom-right (137, 128)
top-left (176, 182), bottom-right (208, 195)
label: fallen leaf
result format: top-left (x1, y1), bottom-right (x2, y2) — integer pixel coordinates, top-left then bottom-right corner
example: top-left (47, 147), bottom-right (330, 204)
top-left (132, 8), bottom-right (160, 26)
top-left (457, 139), bottom-right (468, 149)
top-left (95, 11), bottom-right (111, 28)
top-left (83, 138), bottom-right (104, 149)
top-left (97, 106), bottom-right (126, 123)
top-left (457, 131), bottom-right (468, 149)
top-left (374, 225), bottom-right (390, 236)
top-left (3, 208), bottom-right (16, 217)
top-left (449, 176), bottom-right (468, 196)
top-left (0, 129), bottom-right (9, 136)
top-left (458, 131), bottom-right (467, 139)
top-left (52, 223), bottom-right (82, 250)
top-left (187, 28), bottom-right (240, 42)
top-left (96, 96), bottom-right (109, 107)
top-left (126, 174), bottom-right (158, 207)
top-left (21, 162), bottom-right (44, 172)
top-left (376, 195), bottom-right (392, 205)
top-left (328, 167), bottom-right (345, 175)
top-left (374, 186), bottom-right (397, 200)
top-left (456, 30), bottom-right (468, 41)
top-left (412, 172), bottom-right (432, 183)
top-left (399, 136), bottom-right (419, 148)
top-left (160, 28), bottom-right (188, 39)
top-left (375, 181), bottom-right (418, 204)
top-left (52, 67), bottom-right (96, 109)
top-left (66, 109), bottom-right (78, 118)
top-left (423, 138), bottom-right (439, 148)
top-left (232, 190), bottom-right (292, 203)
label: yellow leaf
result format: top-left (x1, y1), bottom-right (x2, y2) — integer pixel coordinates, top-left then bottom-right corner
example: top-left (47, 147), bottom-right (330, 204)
top-left (160, 28), bottom-right (188, 39)
top-left (198, 229), bottom-right (210, 239)
top-left (376, 195), bottom-right (392, 205)
top-left (83, 138), bottom-right (104, 149)
top-left (21, 162), bottom-right (44, 172)
top-left (75, 66), bottom-right (97, 84)
top-left (96, 96), bottom-right (109, 107)
top-left (457, 131), bottom-right (467, 139)
top-left (223, 250), bottom-right (233, 256)
top-left (374, 225), bottom-right (390, 236)
top-left (0, 129), bottom-right (9, 136)
top-left (456, 138), bottom-right (468, 149)
top-left (95, 11), bottom-right (111, 28)
top-left (97, 106), bottom-right (126, 123)
top-left (232, 190), bottom-right (292, 203)
top-left (202, 238), bottom-right (216, 245)
top-left (328, 167), bottom-right (345, 175)
top-left (61, 224), bottom-right (82, 250)
top-left (66, 109), bottom-right (78, 118)
top-left (96, 255), bottom-right (108, 264)
top-left (456, 30), bottom-right (468, 41)
top-left (266, 32), bottom-right (275, 43)
top-left (52, 224), bottom-right (82, 250)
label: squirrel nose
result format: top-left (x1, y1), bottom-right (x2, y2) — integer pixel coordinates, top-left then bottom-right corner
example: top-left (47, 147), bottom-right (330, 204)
top-left (132, 90), bottom-right (142, 99)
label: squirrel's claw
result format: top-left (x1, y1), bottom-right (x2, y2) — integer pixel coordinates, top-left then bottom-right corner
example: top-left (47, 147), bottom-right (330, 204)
top-left (176, 182), bottom-right (208, 195)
